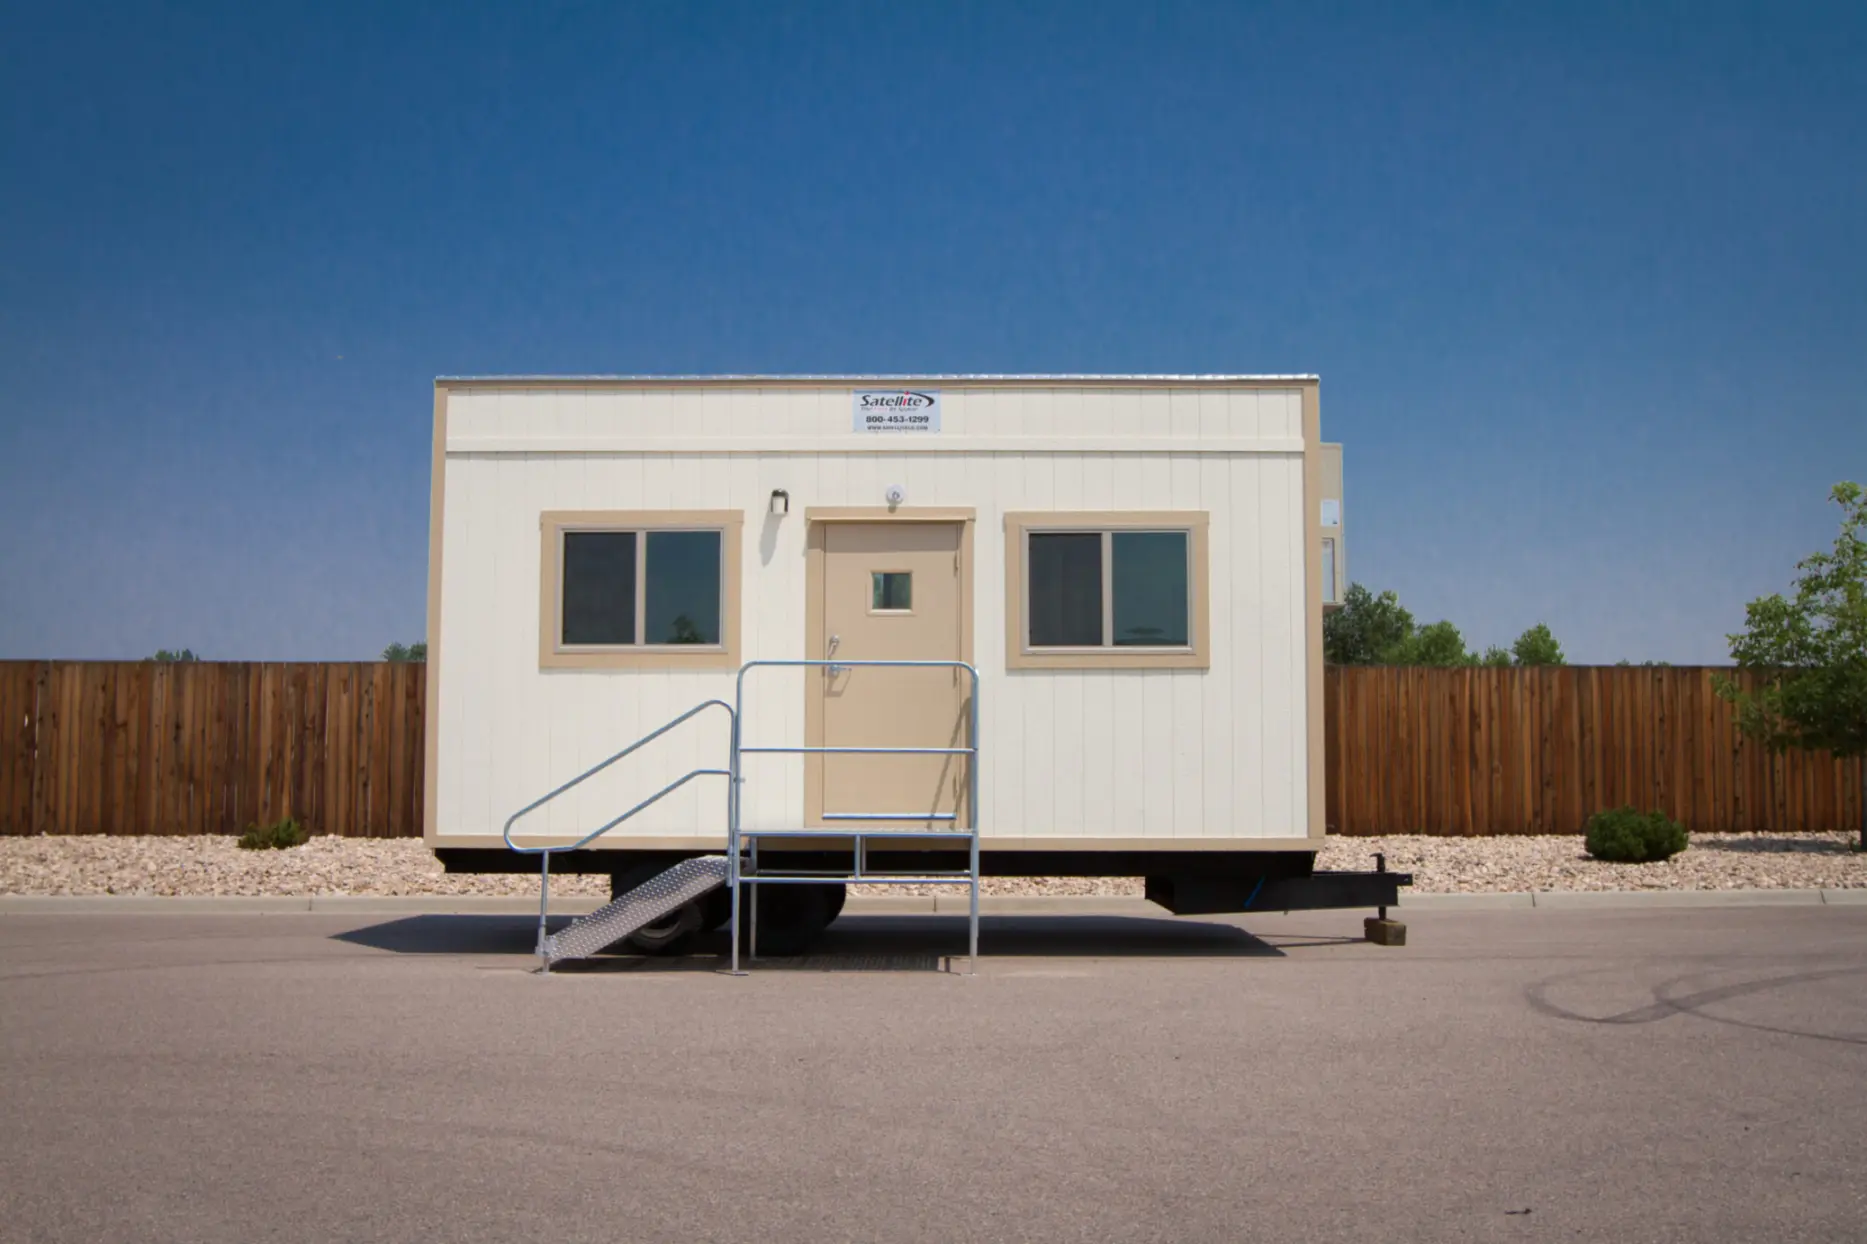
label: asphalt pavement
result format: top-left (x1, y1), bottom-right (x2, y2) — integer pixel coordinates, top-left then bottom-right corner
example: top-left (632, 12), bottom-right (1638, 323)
top-left (3, 905), bottom-right (1865, 1243)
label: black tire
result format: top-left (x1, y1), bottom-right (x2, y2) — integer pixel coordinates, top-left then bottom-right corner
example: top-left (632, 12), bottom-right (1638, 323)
top-left (737, 882), bottom-right (839, 957)
top-left (698, 886), bottom-right (734, 932)
top-left (609, 864), bottom-right (705, 955)
top-left (823, 881), bottom-right (847, 925)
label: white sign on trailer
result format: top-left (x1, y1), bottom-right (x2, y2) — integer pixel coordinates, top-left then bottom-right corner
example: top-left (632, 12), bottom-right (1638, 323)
top-left (852, 390), bottom-right (941, 432)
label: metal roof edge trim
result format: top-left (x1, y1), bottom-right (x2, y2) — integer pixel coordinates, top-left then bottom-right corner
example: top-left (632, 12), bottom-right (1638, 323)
top-left (434, 373), bottom-right (1320, 384)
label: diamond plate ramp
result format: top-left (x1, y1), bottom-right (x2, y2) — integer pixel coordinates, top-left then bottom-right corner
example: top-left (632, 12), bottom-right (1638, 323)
top-left (542, 856), bottom-right (729, 965)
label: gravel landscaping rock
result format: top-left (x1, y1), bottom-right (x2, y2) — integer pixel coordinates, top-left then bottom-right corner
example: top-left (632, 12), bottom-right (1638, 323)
top-left (2, 832), bottom-right (1862, 898)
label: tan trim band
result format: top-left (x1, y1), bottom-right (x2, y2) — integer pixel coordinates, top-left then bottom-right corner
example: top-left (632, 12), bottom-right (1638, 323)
top-left (436, 834), bottom-right (1322, 853)
top-left (447, 437), bottom-right (1308, 455)
top-left (1301, 383), bottom-right (1326, 839)
top-left (804, 506), bottom-right (978, 523)
top-left (439, 376), bottom-right (1315, 392)
top-left (423, 385), bottom-right (450, 843)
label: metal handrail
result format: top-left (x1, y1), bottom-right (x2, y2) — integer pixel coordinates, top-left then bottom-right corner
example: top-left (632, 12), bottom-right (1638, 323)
top-left (502, 698), bottom-right (734, 967)
top-left (729, 659), bottom-right (982, 975)
top-left (504, 663), bottom-right (985, 976)
top-left (501, 698), bottom-right (735, 854)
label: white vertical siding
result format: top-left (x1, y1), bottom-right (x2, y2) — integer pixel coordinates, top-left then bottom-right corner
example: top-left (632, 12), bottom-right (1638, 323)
top-left (436, 385), bottom-right (1311, 845)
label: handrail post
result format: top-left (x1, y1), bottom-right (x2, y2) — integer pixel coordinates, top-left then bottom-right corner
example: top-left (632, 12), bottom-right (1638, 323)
top-left (743, 833), bottom-right (758, 956)
top-left (968, 664), bottom-right (981, 975)
top-left (537, 852), bottom-right (551, 975)
top-left (727, 663), bottom-right (747, 976)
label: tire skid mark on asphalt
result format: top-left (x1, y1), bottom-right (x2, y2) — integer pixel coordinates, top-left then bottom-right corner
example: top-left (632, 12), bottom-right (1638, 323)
top-left (1524, 964), bottom-right (1867, 1046)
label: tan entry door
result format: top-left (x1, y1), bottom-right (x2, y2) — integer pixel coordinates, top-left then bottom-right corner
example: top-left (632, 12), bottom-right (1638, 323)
top-left (815, 522), bottom-right (969, 829)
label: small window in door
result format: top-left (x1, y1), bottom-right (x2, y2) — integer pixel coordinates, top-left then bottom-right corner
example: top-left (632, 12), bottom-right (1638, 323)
top-left (870, 571), bottom-right (913, 612)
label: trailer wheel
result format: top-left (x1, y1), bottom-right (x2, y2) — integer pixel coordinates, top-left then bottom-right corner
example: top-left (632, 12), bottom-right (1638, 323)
top-left (736, 882), bottom-right (840, 956)
top-left (609, 865), bottom-right (705, 955)
top-left (698, 885), bottom-right (734, 932)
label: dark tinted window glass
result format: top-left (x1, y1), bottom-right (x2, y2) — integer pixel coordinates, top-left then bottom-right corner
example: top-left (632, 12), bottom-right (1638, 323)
top-left (561, 531), bottom-right (636, 645)
top-left (644, 530), bottom-right (722, 644)
top-left (1028, 533), bottom-right (1103, 647)
top-left (1112, 531), bottom-right (1188, 646)
top-left (871, 572), bottom-right (912, 611)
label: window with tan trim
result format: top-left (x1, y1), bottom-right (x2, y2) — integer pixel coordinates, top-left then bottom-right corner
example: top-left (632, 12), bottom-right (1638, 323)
top-left (539, 510), bottom-right (742, 669)
top-left (1003, 512), bottom-right (1210, 670)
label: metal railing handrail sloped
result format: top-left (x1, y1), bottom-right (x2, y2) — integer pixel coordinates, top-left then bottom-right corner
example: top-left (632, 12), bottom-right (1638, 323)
top-left (501, 698), bottom-right (735, 962)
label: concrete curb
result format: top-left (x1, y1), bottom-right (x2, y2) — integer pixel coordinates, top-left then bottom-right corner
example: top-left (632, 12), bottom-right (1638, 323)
top-left (0, 895), bottom-right (607, 916)
top-left (1, 890), bottom-right (1861, 915)
top-left (1527, 889), bottom-right (1825, 909)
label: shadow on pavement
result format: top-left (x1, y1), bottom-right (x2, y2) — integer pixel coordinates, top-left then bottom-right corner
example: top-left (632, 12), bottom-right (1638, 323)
top-left (331, 914), bottom-right (546, 956)
top-left (330, 912), bottom-right (1287, 965)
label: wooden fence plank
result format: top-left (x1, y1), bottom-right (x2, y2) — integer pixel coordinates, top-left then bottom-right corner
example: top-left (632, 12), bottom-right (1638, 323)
top-left (57, 664), bottom-right (81, 834)
top-left (27, 663), bottom-right (49, 834)
top-left (367, 663), bottom-right (391, 837)
top-left (330, 664), bottom-right (354, 836)
top-left (408, 663), bottom-right (426, 836)
top-left (0, 666), bottom-right (14, 833)
top-left (0, 664), bottom-right (31, 833)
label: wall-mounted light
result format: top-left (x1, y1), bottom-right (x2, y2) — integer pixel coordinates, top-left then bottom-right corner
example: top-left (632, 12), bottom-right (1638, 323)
top-left (884, 484), bottom-right (905, 508)
top-left (769, 489), bottom-right (789, 516)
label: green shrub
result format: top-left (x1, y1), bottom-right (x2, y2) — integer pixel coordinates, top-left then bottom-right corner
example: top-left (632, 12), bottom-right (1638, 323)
top-left (237, 818), bottom-right (309, 850)
top-left (1584, 807), bottom-right (1688, 863)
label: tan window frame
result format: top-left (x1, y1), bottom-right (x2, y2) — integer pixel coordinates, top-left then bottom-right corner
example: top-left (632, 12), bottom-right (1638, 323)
top-left (539, 510), bottom-right (743, 670)
top-left (1003, 511), bottom-right (1210, 671)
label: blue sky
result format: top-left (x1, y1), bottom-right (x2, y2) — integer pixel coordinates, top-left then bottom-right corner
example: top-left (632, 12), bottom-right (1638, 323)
top-left (2, 1), bottom-right (1862, 663)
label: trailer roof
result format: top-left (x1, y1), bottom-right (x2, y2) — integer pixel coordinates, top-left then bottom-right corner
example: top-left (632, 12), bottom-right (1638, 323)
top-left (436, 373), bottom-right (1319, 384)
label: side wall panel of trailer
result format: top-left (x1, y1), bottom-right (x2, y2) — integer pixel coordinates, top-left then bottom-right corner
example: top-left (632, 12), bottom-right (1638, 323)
top-left (434, 386), bottom-right (1312, 846)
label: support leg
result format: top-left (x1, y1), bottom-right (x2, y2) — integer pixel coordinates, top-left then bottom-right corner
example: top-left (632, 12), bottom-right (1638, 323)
top-left (1364, 852), bottom-right (1406, 946)
top-left (967, 833), bottom-right (980, 975)
top-left (537, 855), bottom-right (552, 975)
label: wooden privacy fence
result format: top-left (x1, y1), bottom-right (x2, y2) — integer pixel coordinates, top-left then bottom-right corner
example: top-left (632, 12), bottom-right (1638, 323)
top-left (1326, 666), bottom-right (1862, 836)
top-left (0, 662), bottom-right (423, 838)
top-left (1, 662), bottom-right (1859, 837)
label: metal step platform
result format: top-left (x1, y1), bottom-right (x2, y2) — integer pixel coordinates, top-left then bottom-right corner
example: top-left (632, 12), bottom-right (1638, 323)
top-left (540, 855), bottom-right (729, 966)
top-left (505, 661), bottom-right (982, 976)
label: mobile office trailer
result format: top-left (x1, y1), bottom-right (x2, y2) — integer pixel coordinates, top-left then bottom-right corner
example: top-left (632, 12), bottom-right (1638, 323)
top-left (427, 375), bottom-right (1390, 960)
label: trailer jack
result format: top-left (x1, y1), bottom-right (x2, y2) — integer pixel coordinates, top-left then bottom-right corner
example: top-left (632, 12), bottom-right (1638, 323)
top-left (1362, 853), bottom-right (1407, 946)
top-left (1143, 851), bottom-right (1412, 945)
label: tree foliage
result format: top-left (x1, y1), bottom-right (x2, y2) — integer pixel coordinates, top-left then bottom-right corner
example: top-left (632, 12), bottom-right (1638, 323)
top-left (1384, 619), bottom-right (1473, 667)
top-left (1325, 583), bottom-right (1568, 668)
top-left (1511, 623), bottom-right (1566, 667)
top-left (1718, 482), bottom-right (1867, 756)
top-left (1718, 483), bottom-right (1867, 847)
top-left (382, 641), bottom-right (428, 663)
top-left (147, 649), bottom-right (199, 662)
top-left (1323, 584), bottom-right (1415, 665)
